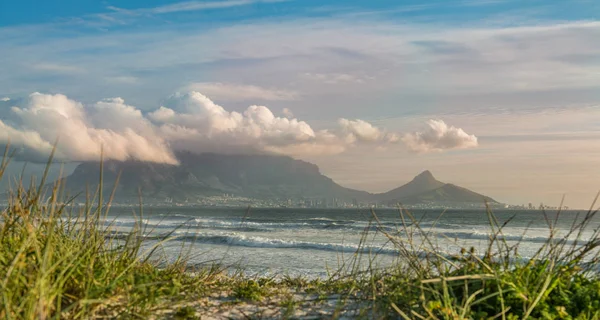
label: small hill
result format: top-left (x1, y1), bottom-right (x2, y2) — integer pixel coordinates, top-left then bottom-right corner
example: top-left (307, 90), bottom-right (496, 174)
top-left (376, 170), bottom-right (445, 202)
top-left (400, 183), bottom-right (497, 204)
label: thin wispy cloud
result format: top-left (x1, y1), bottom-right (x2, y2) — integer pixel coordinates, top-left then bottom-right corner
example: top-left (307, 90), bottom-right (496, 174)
top-left (5, 17), bottom-right (598, 102)
top-left (302, 73), bottom-right (368, 84)
top-left (481, 132), bottom-right (600, 143)
top-left (106, 76), bottom-right (140, 84)
top-left (183, 83), bottom-right (298, 101)
top-left (459, 0), bottom-right (509, 7)
top-left (51, 0), bottom-right (290, 29)
top-left (31, 63), bottom-right (85, 75)
top-left (108, 0), bottom-right (287, 16)
top-left (151, 0), bottom-right (282, 14)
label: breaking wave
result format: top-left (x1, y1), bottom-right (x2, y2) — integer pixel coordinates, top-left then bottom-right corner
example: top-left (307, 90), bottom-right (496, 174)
top-left (105, 216), bottom-right (571, 243)
top-left (110, 231), bottom-right (400, 255)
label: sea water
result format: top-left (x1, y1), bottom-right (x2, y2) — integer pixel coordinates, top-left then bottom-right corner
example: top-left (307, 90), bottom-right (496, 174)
top-left (103, 207), bottom-right (600, 278)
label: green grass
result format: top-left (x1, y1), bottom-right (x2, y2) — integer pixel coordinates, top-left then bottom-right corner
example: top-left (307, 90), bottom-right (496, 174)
top-left (173, 306), bottom-right (199, 320)
top-left (314, 205), bottom-right (600, 319)
top-left (232, 279), bottom-right (269, 301)
top-left (0, 150), bottom-right (224, 319)
top-left (1, 148), bottom-right (600, 319)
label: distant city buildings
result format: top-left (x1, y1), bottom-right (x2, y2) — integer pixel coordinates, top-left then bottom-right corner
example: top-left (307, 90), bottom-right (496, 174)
top-left (31, 192), bottom-right (567, 210)
top-left (83, 194), bottom-right (527, 210)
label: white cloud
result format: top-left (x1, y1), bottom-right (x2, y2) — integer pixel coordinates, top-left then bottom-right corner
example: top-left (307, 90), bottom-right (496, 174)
top-left (150, 91), bottom-right (337, 155)
top-left (337, 119), bottom-right (399, 143)
top-left (0, 91), bottom-right (426, 163)
top-left (402, 119), bottom-right (478, 153)
top-left (1, 93), bottom-right (177, 164)
top-left (146, 92), bottom-right (410, 156)
top-left (183, 83), bottom-right (298, 101)
top-left (0, 120), bottom-right (55, 160)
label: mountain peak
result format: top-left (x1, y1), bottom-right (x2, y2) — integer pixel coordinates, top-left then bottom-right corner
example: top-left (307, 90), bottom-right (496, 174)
top-left (376, 170), bottom-right (444, 202)
top-left (413, 170), bottom-right (435, 182)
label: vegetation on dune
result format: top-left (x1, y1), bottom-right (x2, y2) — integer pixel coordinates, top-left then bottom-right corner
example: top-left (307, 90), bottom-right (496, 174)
top-left (1, 148), bottom-right (600, 319)
top-left (327, 207), bottom-right (600, 319)
top-left (0, 150), bottom-right (224, 319)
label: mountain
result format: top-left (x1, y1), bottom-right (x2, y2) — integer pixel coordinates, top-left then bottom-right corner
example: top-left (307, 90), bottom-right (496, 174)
top-left (374, 170), bottom-right (496, 205)
top-left (395, 184), bottom-right (497, 205)
top-left (375, 170), bottom-right (445, 203)
top-left (55, 152), bottom-right (497, 205)
top-left (57, 152), bottom-right (371, 203)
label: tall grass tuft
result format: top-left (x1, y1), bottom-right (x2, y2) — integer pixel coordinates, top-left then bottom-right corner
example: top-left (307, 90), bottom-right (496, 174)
top-left (0, 150), bottom-right (220, 319)
top-left (325, 204), bottom-right (600, 319)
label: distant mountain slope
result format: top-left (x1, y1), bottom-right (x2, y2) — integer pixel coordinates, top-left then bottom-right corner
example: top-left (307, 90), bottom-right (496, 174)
top-left (399, 183), bottom-right (497, 205)
top-left (375, 170), bottom-right (445, 202)
top-left (54, 152), bottom-right (498, 205)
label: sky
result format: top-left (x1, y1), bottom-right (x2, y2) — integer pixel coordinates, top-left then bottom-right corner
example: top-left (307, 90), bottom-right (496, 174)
top-left (0, 0), bottom-right (599, 208)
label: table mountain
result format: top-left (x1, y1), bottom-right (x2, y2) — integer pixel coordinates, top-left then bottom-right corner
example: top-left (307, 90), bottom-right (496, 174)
top-left (57, 152), bottom-right (371, 203)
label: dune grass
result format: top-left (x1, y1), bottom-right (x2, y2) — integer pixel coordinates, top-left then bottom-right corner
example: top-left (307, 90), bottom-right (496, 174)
top-left (0, 150), bottom-right (228, 319)
top-left (1, 150), bottom-right (600, 319)
top-left (321, 206), bottom-right (600, 319)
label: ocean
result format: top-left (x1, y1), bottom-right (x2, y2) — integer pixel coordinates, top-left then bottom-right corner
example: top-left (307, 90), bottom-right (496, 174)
top-left (104, 207), bottom-right (600, 278)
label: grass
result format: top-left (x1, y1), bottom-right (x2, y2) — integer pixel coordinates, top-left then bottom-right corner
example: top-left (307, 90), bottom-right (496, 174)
top-left (0, 150), bottom-right (224, 319)
top-left (318, 205), bottom-right (600, 319)
top-left (1, 148), bottom-right (600, 319)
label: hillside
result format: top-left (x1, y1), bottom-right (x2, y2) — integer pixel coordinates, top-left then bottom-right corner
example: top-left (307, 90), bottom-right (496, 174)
top-left (397, 183), bottom-right (497, 205)
top-left (375, 170), bottom-right (445, 203)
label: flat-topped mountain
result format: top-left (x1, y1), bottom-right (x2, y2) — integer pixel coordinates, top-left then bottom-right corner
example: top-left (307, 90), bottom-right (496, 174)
top-left (58, 152), bottom-right (371, 202)
top-left (56, 152), bottom-right (498, 205)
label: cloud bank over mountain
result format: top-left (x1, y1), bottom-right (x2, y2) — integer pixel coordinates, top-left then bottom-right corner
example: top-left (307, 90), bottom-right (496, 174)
top-left (0, 93), bottom-right (177, 164)
top-left (0, 91), bottom-right (478, 163)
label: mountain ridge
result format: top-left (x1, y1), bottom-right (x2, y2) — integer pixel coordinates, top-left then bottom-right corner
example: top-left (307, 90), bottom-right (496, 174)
top-left (55, 152), bottom-right (498, 205)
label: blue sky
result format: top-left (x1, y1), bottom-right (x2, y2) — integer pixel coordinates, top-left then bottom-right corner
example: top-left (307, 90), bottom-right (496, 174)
top-left (1, 0), bottom-right (598, 28)
top-left (0, 0), bottom-right (599, 207)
